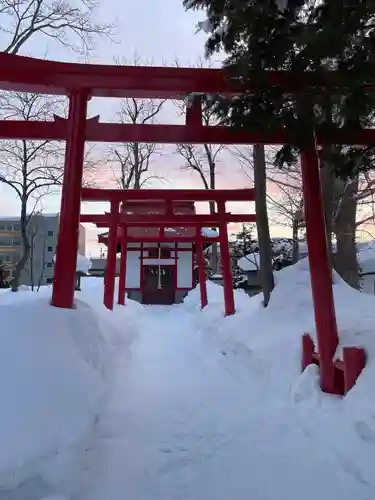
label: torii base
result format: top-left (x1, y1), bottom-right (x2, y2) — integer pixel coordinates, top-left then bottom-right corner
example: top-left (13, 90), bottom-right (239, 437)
top-left (302, 333), bottom-right (366, 396)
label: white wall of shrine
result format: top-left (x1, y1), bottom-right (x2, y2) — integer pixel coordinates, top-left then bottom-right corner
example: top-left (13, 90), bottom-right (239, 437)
top-left (177, 251), bottom-right (193, 288)
top-left (125, 243), bottom-right (193, 289)
top-left (125, 250), bottom-right (141, 288)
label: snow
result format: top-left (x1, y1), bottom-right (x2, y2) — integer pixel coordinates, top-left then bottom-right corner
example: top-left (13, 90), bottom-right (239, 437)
top-left (53, 253), bottom-right (92, 273)
top-left (195, 19), bottom-right (213, 35)
top-left (238, 252), bottom-right (260, 271)
top-left (201, 227), bottom-right (218, 238)
top-left (76, 253), bottom-right (92, 274)
top-left (2, 259), bottom-right (375, 499)
top-left (157, 227), bottom-right (218, 239)
top-left (0, 278), bottom-right (137, 499)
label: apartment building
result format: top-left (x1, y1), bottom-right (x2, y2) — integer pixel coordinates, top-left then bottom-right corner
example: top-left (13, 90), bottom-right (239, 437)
top-left (0, 214), bottom-right (86, 287)
top-left (0, 218), bottom-right (21, 282)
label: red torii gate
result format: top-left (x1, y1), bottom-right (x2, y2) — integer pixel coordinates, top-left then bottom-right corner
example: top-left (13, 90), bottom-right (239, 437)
top-left (80, 187), bottom-right (256, 315)
top-left (0, 52), bottom-right (367, 395)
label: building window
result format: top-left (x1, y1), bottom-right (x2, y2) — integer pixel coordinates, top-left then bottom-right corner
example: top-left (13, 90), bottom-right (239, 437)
top-left (47, 262), bottom-right (53, 268)
top-left (12, 222), bottom-right (20, 231)
top-left (47, 230), bottom-right (54, 237)
top-left (46, 277), bottom-right (53, 284)
top-left (0, 236), bottom-right (12, 246)
top-left (47, 246), bottom-right (53, 252)
top-left (0, 222), bottom-right (15, 231)
top-left (12, 238), bottom-right (21, 246)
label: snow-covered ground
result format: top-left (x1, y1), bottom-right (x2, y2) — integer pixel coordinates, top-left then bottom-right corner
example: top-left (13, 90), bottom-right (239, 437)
top-left (1, 263), bottom-right (375, 499)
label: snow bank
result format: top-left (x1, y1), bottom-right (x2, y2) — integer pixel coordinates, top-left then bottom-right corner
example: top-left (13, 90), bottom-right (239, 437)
top-left (77, 253), bottom-right (92, 274)
top-left (53, 253), bottom-right (92, 273)
top-left (237, 253), bottom-right (260, 271)
top-left (181, 260), bottom-right (375, 490)
top-left (0, 279), bottom-right (139, 499)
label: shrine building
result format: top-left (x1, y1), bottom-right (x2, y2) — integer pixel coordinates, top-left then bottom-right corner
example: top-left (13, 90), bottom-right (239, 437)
top-left (98, 200), bottom-right (214, 305)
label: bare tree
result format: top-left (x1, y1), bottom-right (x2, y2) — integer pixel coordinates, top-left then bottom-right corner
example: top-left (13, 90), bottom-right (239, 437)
top-left (0, 92), bottom-right (98, 290)
top-left (0, 0), bottom-right (115, 56)
top-left (232, 145), bottom-right (274, 306)
top-left (253, 144), bottom-right (274, 306)
top-left (243, 148), bottom-right (363, 288)
top-left (267, 165), bottom-right (360, 288)
top-left (175, 61), bottom-right (226, 274)
top-left (0, 0), bottom-right (113, 290)
top-left (106, 102), bottom-right (165, 189)
top-left (103, 56), bottom-right (166, 190)
top-left (0, 93), bottom-right (65, 290)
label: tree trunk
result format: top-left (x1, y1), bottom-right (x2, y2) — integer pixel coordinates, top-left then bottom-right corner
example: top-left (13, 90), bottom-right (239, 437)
top-left (29, 233), bottom-right (34, 291)
top-left (292, 216), bottom-right (300, 263)
top-left (253, 144), bottom-right (274, 307)
top-left (10, 199), bottom-right (30, 291)
top-left (320, 161), bottom-right (335, 266)
top-left (334, 177), bottom-right (359, 289)
top-left (133, 144), bottom-right (141, 189)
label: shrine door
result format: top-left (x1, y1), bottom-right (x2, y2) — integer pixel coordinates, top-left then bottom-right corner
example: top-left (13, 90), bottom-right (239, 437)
top-left (142, 265), bottom-right (175, 305)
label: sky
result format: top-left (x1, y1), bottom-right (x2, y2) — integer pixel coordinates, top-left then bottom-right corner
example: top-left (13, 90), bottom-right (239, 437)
top-left (0, 0), bottom-right (290, 256)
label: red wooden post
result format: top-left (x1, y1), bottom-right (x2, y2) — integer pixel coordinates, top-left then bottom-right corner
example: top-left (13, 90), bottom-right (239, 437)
top-left (186, 95), bottom-right (202, 127)
top-left (301, 333), bottom-right (315, 370)
top-left (217, 201), bottom-right (235, 316)
top-left (52, 90), bottom-right (88, 309)
top-left (300, 128), bottom-right (339, 394)
top-left (118, 227), bottom-right (127, 305)
top-left (196, 229), bottom-right (208, 309)
top-left (342, 347), bottom-right (366, 394)
top-left (104, 200), bottom-right (119, 310)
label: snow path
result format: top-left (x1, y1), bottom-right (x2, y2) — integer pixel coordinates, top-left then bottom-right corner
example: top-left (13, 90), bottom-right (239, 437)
top-left (76, 306), bottom-right (371, 500)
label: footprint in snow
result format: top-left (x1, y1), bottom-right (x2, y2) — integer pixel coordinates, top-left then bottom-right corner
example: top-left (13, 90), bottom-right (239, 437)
top-left (337, 454), bottom-right (369, 486)
top-left (355, 421), bottom-right (375, 444)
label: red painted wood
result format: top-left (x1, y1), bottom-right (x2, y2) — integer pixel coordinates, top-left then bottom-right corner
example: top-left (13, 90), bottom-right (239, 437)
top-left (196, 234), bottom-right (208, 309)
top-left (103, 201), bottom-right (119, 310)
top-left (52, 91), bottom-right (88, 309)
top-left (81, 187), bottom-right (255, 203)
top-left (342, 347), bottom-right (366, 394)
top-left (174, 243), bottom-right (179, 293)
top-left (300, 129), bottom-right (339, 394)
top-left (0, 53), bottom-right (361, 99)
top-left (302, 343), bottom-right (366, 396)
top-left (82, 214), bottom-right (256, 225)
top-left (140, 243), bottom-right (144, 296)
top-left (217, 201), bottom-right (235, 316)
top-left (301, 333), bottom-right (315, 369)
top-left (141, 264), bottom-right (176, 305)
top-left (122, 200), bottom-right (195, 209)
top-left (186, 97), bottom-right (202, 127)
top-left (103, 238), bottom-right (203, 246)
top-left (118, 231), bottom-right (127, 305)
top-left (2, 118), bottom-right (375, 146)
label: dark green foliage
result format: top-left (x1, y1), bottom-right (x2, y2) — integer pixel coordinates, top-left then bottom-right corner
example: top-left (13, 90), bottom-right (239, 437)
top-left (230, 225), bottom-right (294, 269)
top-left (184, 0), bottom-right (375, 178)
